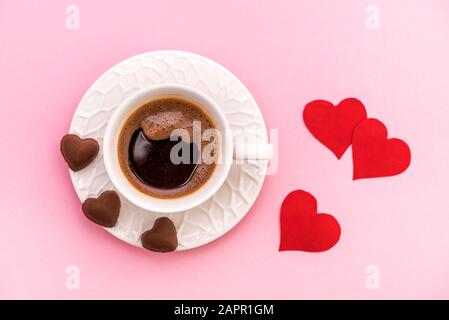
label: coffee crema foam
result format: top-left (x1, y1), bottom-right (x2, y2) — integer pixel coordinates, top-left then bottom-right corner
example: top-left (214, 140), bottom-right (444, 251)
top-left (118, 96), bottom-right (217, 199)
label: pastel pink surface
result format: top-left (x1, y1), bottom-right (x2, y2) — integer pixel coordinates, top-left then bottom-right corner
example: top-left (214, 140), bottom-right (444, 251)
top-left (0, 0), bottom-right (448, 299)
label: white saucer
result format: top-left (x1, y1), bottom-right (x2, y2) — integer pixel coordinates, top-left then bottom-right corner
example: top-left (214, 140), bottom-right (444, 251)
top-left (69, 50), bottom-right (268, 251)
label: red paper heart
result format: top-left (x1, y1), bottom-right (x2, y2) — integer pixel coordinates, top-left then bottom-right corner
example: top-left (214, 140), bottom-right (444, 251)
top-left (352, 118), bottom-right (411, 180)
top-left (279, 190), bottom-right (341, 252)
top-left (303, 98), bottom-right (367, 159)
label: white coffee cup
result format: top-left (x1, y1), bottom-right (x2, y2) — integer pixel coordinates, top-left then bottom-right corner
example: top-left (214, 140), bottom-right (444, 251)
top-left (103, 84), bottom-right (272, 213)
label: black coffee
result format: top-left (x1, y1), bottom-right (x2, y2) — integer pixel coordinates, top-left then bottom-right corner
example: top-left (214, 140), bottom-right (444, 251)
top-left (118, 96), bottom-right (216, 199)
top-left (129, 130), bottom-right (199, 189)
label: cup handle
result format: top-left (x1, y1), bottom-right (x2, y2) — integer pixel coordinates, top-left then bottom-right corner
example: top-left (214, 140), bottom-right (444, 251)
top-left (233, 142), bottom-right (273, 160)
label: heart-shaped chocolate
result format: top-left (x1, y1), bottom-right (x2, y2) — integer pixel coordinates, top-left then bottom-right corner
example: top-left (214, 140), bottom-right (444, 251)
top-left (82, 191), bottom-right (121, 227)
top-left (60, 134), bottom-right (99, 171)
top-left (141, 217), bottom-right (178, 252)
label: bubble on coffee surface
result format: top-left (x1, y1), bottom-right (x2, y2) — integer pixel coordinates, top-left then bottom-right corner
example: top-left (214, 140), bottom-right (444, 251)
top-left (141, 111), bottom-right (194, 141)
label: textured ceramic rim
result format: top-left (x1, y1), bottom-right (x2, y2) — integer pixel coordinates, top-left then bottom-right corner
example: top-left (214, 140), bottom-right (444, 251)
top-left (68, 50), bottom-right (269, 251)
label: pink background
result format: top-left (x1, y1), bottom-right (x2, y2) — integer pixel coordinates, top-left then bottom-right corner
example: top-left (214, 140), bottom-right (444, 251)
top-left (1, 0), bottom-right (448, 299)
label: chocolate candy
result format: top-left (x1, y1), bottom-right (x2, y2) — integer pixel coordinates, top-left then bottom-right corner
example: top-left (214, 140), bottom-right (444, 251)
top-left (141, 217), bottom-right (178, 252)
top-left (60, 134), bottom-right (99, 171)
top-left (82, 191), bottom-right (121, 227)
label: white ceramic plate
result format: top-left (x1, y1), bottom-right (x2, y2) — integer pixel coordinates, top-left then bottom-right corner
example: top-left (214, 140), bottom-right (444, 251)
top-left (69, 50), bottom-right (268, 251)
